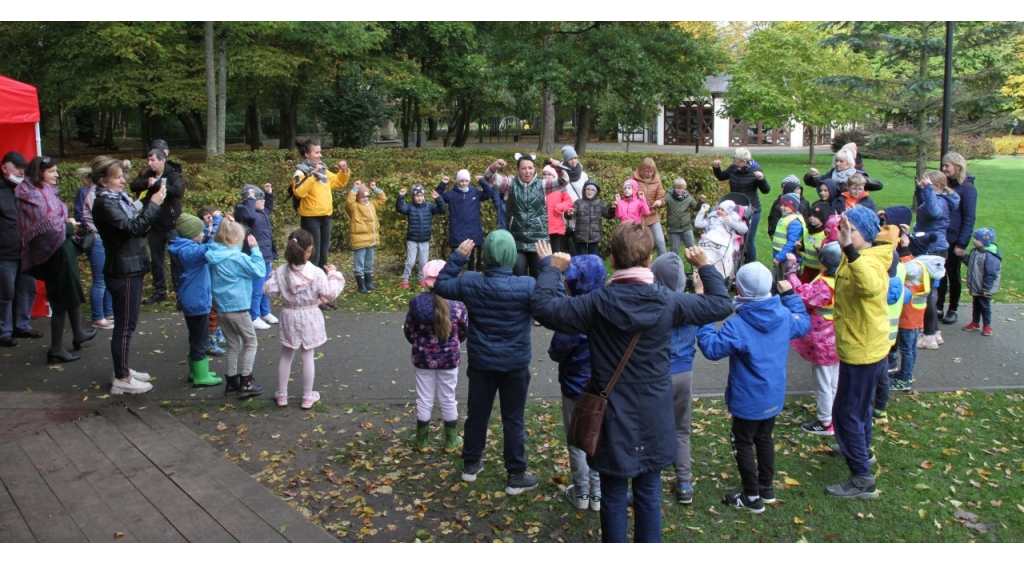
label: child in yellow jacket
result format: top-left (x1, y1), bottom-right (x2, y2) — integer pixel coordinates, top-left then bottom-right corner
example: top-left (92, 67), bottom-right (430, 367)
top-left (290, 139), bottom-right (350, 271)
top-left (345, 181), bottom-right (387, 293)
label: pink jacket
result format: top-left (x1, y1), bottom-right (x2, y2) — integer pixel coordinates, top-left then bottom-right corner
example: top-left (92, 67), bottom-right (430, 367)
top-left (614, 194), bottom-right (650, 225)
top-left (787, 273), bottom-right (838, 366)
top-left (546, 189), bottom-right (574, 235)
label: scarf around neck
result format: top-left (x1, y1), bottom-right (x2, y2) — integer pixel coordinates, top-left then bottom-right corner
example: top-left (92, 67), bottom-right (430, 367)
top-left (608, 267), bottom-right (655, 285)
top-left (15, 180), bottom-right (68, 271)
top-left (833, 166), bottom-right (856, 184)
top-left (564, 161), bottom-right (583, 183)
top-left (296, 159), bottom-right (328, 183)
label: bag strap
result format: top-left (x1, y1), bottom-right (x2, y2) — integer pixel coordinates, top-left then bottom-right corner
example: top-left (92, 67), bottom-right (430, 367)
top-left (600, 331), bottom-right (642, 398)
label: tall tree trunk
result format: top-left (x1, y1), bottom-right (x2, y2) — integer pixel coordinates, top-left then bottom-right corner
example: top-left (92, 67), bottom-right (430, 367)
top-left (808, 126), bottom-right (816, 165)
top-left (400, 98), bottom-right (411, 149)
top-left (279, 86), bottom-right (300, 151)
top-left (204, 21), bottom-right (217, 159)
top-left (73, 109), bottom-right (96, 143)
top-left (414, 99), bottom-right (422, 148)
top-left (176, 112), bottom-right (203, 148)
top-left (246, 102), bottom-right (262, 150)
top-left (57, 102), bottom-right (65, 157)
top-left (538, 82), bottom-right (555, 153)
top-left (102, 111), bottom-right (116, 148)
top-left (217, 35), bottom-right (227, 155)
top-left (554, 103), bottom-right (564, 137)
top-left (575, 105), bottom-right (591, 156)
top-left (139, 104), bottom-right (153, 151)
top-left (914, 27), bottom-right (930, 179)
top-left (453, 102), bottom-right (475, 148)
top-left (427, 117), bottom-right (438, 140)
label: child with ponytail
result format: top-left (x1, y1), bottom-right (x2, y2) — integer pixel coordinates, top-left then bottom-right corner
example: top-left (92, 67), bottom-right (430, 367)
top-left (403, 259), bottom-right (468, 452)
top-left (264, 229), bottom-right (345, 409)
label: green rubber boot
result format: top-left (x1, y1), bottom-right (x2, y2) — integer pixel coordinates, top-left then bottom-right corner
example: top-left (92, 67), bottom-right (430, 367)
top-left (191, 357), bottom-right (223, 387)
top-left (443, 420), bottom-right (463, 453)
top-left (410, 422), bottom-right (431, 451)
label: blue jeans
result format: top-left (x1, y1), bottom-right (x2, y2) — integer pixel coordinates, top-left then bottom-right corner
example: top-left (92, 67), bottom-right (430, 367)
top-left (0, 259), bottom-right (37, 338)
top-left (88, 236), bottom-right (113, 321)
top-left (745, 212), bottom-right (761, 264)
top-left (834, 359), bottom-right (885, 477)
top-left (353, 246), bottom-right (376, 276)
top-left (461, 366), bottom-right (530, 474)
top-left (250, 260), bottom-right (272, 320)
top-left (600, 470), bottom-right (662, 543)
top-left (893, 328), bottom-right (919, 384)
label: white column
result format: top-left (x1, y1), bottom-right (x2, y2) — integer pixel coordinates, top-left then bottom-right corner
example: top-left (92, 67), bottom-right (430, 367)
top-left (657, 105), bottom-right (665, 146)
top-left (790, 121), bottom-right (804, 148)
top-left (713, 97), bottom-right (729, 148)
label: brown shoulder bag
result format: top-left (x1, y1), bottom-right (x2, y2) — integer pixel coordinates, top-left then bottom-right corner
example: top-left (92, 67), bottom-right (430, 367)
top-left (567, 331), bottom-right (642, 457)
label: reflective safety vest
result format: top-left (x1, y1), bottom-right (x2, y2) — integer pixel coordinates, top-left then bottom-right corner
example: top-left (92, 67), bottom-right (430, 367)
top-left (772, 213), bottom-right (807, 255)
top-left (803, 231), bottom-right (825, 270)
top-left (815, 274), bottom-right (836, 321)
top-left (909, 259), bottom-right (930, 310)
top-left (887, 261), bottom-right (907, 346)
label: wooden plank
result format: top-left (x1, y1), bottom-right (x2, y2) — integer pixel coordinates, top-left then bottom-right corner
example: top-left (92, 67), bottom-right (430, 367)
top-left (125, 400), bottom-right (337, 543)
top-left (0, 392), bottom-right (118, 411)
top-left (0, 409), bottom-right (96, 444)
top-left (76, 415), bottom-right (235, 543)
top-left (18, 432), bottom-right (136, 543)
top-left (46, 422), bottom-right (186, 543)
top-left (0, 442), bottom-right (86, 542)
top-left (0, 479), bottom-right (35, 542)
top-left (100, 405), bottom-right (285, 543)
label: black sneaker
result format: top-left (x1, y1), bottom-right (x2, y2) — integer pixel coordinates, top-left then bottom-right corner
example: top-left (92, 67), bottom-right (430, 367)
top-left (801, 419), bottom-right (834, 436)
top-left (505, 471), bottom-right (539, 495)
top-left (461, 460), bottom-right (483, 482)
top-left (941, 310), bottom-right (958, 324)
top-left (825, 475), bottom-right (879, 499)
top-left (759, 485), bottom-right (776, 504)
top-left (143, 294), bottom-right (167, 305)
top-left (722, 492), bottom-right (764, 513)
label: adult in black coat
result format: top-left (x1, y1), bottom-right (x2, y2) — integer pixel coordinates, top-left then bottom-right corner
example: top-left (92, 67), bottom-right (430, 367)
top-left (712, 147), bottom-right (770, 263)
top-left (803, 146), bottom-right (883, 194)
top-left (129, 149), bottom-right (184, 304)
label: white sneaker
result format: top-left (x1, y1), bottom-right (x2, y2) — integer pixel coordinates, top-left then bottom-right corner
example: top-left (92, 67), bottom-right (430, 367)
top-left (111, 377), bottom-right (153, 395)
top-left (129, 369), bottom-right (151, 382)
top-left (251, 318), bottom-right (271, 330)
top-left (935, 330), bottom-right (944, 345)
top-left (261, 313), bottom-right (279, 325)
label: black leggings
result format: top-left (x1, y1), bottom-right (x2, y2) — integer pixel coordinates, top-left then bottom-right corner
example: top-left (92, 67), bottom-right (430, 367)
top-left (937, 250), bottom-right (964, 313)
top-left (300, 216), bottom-right (332, 269)
top-left (513, 251), bottom-right (540, 278)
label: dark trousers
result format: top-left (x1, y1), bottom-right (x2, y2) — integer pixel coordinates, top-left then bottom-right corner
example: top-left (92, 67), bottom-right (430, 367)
top-left (745, 212), bottom-right (762, 264)
top-left (0, 259), bottom-right (36, 338)
top-left (449, 245), bottom-right (482, 273)
top-left (972, 295), bottom-right (992, 326)
top-left (461, 365), bottom-right (530, 474)
top-left (923, 250), bottom-right (947, 336)
top-left (300, 216), bottom-right (332, 268)
top-left (730, 416), bottom-right (776, 497)
top-left (834, 358), bottom-right (886, 477)
top-left (937, 251), bottom-right (964, 313)
top-left (549, 234), bottom-right (570, 255)
top-left (576, 242), bottom-right (599, 256)
top-left (513, 251), bottom-right (540, 278)
top-left (147, 228), bottom-right (180, 297)
top-left (108, 275), bottom-right (143, 381)
top-left (185, 313), bottom-right (210, 361)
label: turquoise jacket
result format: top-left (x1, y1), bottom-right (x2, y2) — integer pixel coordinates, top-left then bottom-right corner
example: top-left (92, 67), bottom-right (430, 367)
top-left (206, 242), bottom-right (265, 313)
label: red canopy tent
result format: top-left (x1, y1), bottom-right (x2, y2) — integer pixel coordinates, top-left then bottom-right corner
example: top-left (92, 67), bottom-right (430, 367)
top-left (0, 75), bottom-right (42, 160)
top-left (0, 75), bottom-right (49, 318)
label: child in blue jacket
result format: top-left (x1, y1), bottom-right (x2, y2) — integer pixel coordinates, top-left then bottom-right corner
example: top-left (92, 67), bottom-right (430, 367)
top-left (396, 184), bottom-right (446, 288)
top-left (168, 214), bottom-right (222, 387)
top-left (235, 183), bottom-right (278, 330)
top-left (436, 169), bottom-right (496, 272)
top-left (548, 254), bottom-right (607, 513)
top-left (651, 251), bottom-right (700, 505)
top-left (206, 219), bottom-right (267, 398)
top-left (198, 205), bottom-right (226, 355)
top-left (697, 262), bottom-right (810, 513)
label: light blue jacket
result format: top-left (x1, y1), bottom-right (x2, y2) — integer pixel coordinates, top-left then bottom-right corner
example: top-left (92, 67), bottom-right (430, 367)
top-left (206, 242), bottom-right (265, 312)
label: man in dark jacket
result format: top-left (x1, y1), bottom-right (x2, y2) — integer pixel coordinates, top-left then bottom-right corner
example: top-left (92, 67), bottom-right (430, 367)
top-left (434, 230), bottom-right (539, 496)
top-left (150, 139), bottom-right (183, 175)
top-left (531, 222), bottom-right (733, 543)
top-left (235, 183), bottom-right (278, 328)
top-left (130, 149), bottom-right (184, 304)
top-left (0, 151), bottom-right (42, 347)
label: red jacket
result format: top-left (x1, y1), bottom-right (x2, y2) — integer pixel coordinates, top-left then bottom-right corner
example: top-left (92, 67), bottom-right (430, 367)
top-left (546, 189), bottom-right (574, 235)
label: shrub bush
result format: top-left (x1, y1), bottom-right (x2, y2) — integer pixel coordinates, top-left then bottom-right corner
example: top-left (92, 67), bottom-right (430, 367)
top-left (55, 148), bottom-right (728, 259)
top-left (988, 135), bottom-right (1024, 156)
top-left (830, 129), bottom-right (870, 153)
top-left (947, 134), bottom-right (995, 160)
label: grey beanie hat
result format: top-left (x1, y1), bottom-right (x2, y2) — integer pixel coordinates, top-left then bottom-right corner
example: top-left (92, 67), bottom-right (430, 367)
top-left (561, 145), bottom-right (578, 161)
top-left (651, 252), bottom-right (686, 293)
top-left (241, 184), bottom-right (265, 200)
top-left (818, 241), bottom-right (842, 274)
top-left (735, 262), bottom-right (773, 299)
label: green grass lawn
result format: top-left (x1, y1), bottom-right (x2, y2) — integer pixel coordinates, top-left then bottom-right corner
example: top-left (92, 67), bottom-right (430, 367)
top-left (726, 153), bottom-right (1022, 304)
top-left (171, 390), bottom-right (1024, 542)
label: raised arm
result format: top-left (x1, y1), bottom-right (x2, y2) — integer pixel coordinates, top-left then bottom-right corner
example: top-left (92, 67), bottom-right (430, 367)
top-left (530, 257), bottom-right (597, 334)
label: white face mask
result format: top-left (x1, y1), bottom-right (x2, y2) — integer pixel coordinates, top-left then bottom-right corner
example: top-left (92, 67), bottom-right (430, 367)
top-left (7, 174), bottom-right (23, 184)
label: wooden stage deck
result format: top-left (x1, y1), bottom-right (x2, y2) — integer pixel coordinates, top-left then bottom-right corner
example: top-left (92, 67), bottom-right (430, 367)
top-left (0, 393), bottom-right (336, 543)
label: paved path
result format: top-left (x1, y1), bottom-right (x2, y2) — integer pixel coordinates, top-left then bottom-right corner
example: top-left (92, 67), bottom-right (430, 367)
top-left (2, 304), bottom-right (1021, 404)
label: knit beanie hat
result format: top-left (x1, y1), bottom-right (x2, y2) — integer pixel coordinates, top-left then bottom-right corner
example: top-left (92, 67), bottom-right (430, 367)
top-left (781, 174), bottom-right (801, 192)
top-left (973, 227), bottom-right (995, 246)
top-left (456, 169), bottom-right (471, 183)
top-left (176, 213), bottom-right (205, 241)
top-left (882, 205), bottom-right (912, 228)
top-left (845, 206), bottom-right (880, 242)
top-left (565, 255), bottom-right (607, 296)
top-left (482, 230), bottom-right (517, 269)
top-left (818, 241), bottom-right (842, 275)
top-left (542, 165), bottom-right (558, 178)
top-left (735, 262), bottom-right (773, 298)
top-left (241, 184), bottom-right (265, 200)
top-left (421, 259), bottom-right (446, 289)
top-left (810, 201), bottom-right (830, 227)
top-left (780, 193), bottom-right (801, 212)
top-left (411, 184), bottom-right (425, 195)
top-left (561, 145), bottom-right (578, 161)
top-left (651, 252), bottom-right (686, 293)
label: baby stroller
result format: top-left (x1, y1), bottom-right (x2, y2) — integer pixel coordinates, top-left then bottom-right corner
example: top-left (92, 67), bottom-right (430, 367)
top-left (695, 192), bottom-right (753, 290)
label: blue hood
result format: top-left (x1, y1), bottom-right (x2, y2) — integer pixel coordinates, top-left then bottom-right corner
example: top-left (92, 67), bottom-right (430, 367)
top-left (735, 295), bottom-right (788, 332)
